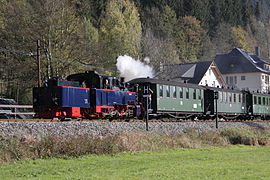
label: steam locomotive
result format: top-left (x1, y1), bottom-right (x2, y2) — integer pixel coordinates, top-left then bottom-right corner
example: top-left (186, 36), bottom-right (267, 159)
top-left (33, 71), bottom-right (141, 120)
top-left (33, 71), bottom-right (270, 120)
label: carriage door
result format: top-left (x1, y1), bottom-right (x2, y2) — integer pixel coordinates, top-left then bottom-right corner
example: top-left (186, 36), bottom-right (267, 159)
top-left (204, 89), bottom-right (214, 115)
top-left (245, 92), bottom-right (253, 115)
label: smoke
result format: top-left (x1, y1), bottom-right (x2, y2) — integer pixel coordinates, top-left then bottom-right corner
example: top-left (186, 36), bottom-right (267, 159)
top-left (116, 55), bottom-right (154, 82)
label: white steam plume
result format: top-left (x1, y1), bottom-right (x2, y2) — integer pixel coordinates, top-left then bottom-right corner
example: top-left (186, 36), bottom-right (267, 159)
top-left (116, 55), bottom-right (154, 82)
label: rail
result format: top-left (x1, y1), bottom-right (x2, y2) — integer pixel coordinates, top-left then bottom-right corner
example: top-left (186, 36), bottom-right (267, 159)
top-left (0, 104), bottom-right (35, 118)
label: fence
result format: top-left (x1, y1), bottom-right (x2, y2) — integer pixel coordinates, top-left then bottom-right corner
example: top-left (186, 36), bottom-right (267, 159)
top-left (0, 104), bottom-right (34, 119)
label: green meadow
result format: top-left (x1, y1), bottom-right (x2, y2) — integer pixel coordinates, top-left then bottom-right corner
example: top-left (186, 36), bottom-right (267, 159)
top-left (0, 146), bottom-right (269, 180)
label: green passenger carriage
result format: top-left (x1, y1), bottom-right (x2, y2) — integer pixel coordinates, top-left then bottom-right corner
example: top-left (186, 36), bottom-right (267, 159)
top-left (204, 87), bottom-right (249, 120)
top-left (251, 92), bottom-right (270, 118)
top-left (129, 78), bottom-right (205, 119)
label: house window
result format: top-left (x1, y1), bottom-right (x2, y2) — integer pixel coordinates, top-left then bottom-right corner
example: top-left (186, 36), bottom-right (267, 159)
top-left (159, 85), bottom-right (163, 97)
top-left (213, 81), bottom-right (216, 87)
top-left (234, 76), bottom-right (237, 84)
top-left (229, 76), bottom-right (234, 85)
top-left (205, 80), bottom-right (207, 85)
top-left (262, 75), bottom-right (264, 80)
top-left (265, 76), bottom-right (269, 84)
top-left (179, 87), bottom-right (183, 98)
top-left (173, 86), bottom-right (176, 98)
top-left (186, 88), bottom-right (189, 99)
top-left (241, 76), bottom-right (246, 80)
top-left (226, 77), bottom-right (229, 84)
top-left (209, 69), bottom-right (211, 75)
top-left (166, 86), bottom-right (170, 97)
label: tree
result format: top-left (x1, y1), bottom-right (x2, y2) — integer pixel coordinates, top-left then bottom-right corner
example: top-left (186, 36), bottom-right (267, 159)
top-left (158, 5), bottom-right (177, 39)
top-left (141, 28), bottom-right (179, 74)
top-left (99, 0), bottom-right (142, 73)
top-left (174, 16), bottom-right (205, 62)
top-left (0, 0), bottom-right (98, 103)
top-left (230, 26), bottom-right (253, 51)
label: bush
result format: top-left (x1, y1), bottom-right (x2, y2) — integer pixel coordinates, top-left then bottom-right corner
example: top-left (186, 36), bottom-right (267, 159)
top-left (220, 128), bottom-right (270, 146)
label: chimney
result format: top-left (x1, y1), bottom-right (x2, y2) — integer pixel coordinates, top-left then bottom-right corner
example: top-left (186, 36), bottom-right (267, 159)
top-left (255, 46), bottom-right (261, 57)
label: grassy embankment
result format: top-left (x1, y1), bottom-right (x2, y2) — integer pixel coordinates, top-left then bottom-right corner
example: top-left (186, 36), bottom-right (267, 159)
top-left (0, 128), bottom-right (270, 164)
top-left (0, 146), bottom-right (269, 179)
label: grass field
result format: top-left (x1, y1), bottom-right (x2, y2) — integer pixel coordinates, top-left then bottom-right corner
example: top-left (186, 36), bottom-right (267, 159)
top-left (0, 146), bottom-right (269, 180)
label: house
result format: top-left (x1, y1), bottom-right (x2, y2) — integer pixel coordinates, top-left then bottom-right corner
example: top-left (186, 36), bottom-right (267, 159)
top-left (161, 61), bottom-right (225, 88)
top-left (215, 48), bottom-right (270, 93)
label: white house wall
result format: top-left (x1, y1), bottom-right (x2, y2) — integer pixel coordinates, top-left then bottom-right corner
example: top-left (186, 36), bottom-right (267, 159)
top-left (223, 73), bottom-right (268, 92)
top-left (199, 68), bottom-right (223, 87)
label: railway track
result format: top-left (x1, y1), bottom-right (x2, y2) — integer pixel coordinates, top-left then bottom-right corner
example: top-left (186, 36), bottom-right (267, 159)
top-left (0, 118), bottom-right (265, 123)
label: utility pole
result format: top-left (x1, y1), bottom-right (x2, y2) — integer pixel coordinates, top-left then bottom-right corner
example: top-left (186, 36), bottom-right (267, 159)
top-left (37, 40), bottom-right (41, 87)
top-left (143, 85), bottom-right (149, 131)
top-left (214, 91), bottom-right (219, 129)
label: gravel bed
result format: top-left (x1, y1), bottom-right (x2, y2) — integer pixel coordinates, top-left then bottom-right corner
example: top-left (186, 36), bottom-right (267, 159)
top-left (0, 121), bottom-right (270, 138)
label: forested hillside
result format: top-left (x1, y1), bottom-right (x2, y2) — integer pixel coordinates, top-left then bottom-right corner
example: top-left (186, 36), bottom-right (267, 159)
top-left (0, 0), bottom-right (270, 103)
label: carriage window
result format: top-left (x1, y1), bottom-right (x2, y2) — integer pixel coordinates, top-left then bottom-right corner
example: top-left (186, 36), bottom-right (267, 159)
top-left (263, 97), bottom-right (265, 105)
top-left (233, 94), bottom-right (236, 103)
top-left (243, 94), bottom-right (246, 103)
top-left (223, 92), bottom-right (226, 102)
top-left (198, 89), bottom-right (202, 100)
top-left (159, 85), bottom-right (163, 97)
top-left (186, 88), bottom-right (189, 99)
top-left (166, 86), bottom-right (170, 97)
top-left (229, 93), bottom-right (232, 102)
top-left (219, 92), bottom-right (222, 102)
top-left (239, 94), bottom-right (241, 103)
top-left (193, 89), bottom-right (196, 100)
top-left (173, 86), bottom-right (176, 98)
top-left (267, 98), bottom-right (269, 106)
top-left (258, 97), bottom-right (261, 105)
top-left (254, 96), bottom-right (257, 104)
top-left (179, 87), bottom-right (183, 98)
